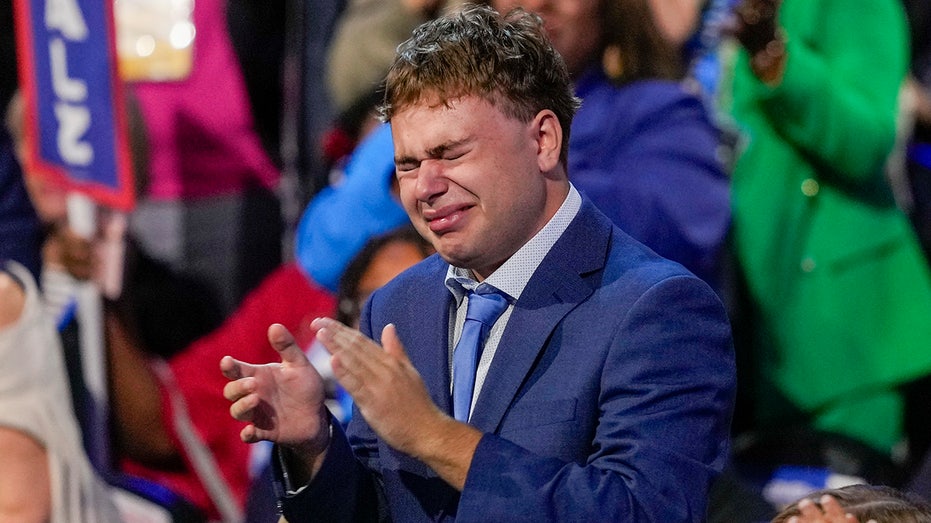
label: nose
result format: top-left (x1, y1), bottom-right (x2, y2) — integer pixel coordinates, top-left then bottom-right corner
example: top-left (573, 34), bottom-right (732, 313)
top-left (413, 159), bottom-right (448, 203)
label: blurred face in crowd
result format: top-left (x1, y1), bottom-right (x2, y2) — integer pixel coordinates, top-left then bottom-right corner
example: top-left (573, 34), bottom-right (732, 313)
top-left (356, 241), bottom-right (428, 303)
top-left (338, 229), bottom-right (434, 327)
top-left (6, 92), bottom-right (69, 226)
top-left (357, 241), bottom-right (425, 296)
top-left (491, 0), bottom-right (604, 77)
top-left (392, 93), bottom-right (565, 281)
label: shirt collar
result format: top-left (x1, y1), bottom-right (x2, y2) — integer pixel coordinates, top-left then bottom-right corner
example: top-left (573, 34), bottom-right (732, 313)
top-left (445, 184), bottom-right (582, 304)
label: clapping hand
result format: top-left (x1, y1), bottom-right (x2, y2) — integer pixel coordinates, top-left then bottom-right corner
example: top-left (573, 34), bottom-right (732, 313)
top-left (221, 324), bottom-right (331, 468)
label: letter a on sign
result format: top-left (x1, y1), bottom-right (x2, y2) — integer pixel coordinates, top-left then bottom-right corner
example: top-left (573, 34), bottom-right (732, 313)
top-left (13, 0), bottom-right (135, 211)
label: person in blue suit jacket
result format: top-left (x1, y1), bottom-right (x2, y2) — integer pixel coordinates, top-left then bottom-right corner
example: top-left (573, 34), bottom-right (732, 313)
top-left (222, 5), bottom-right (736, 521)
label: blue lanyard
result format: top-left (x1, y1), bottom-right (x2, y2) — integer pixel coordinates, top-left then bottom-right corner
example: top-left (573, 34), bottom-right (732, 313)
top-left (56, 297), bottom-right (79, 332)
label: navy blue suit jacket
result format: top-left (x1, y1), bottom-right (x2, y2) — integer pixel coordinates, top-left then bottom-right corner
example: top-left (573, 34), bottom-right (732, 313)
top-left (280, 200), bottom-right (735, 522)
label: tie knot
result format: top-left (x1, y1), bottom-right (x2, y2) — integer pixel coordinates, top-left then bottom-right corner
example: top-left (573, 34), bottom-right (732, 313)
top-left (465, 290), bottom-right (509, 326)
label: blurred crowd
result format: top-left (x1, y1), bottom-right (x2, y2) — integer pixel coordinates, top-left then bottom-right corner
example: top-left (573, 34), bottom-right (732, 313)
top-left (3, 0), bottom-right (931, 521)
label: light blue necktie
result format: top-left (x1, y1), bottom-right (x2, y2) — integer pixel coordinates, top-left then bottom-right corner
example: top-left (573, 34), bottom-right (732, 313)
top-left (453, 289), bottom-right (509, 422)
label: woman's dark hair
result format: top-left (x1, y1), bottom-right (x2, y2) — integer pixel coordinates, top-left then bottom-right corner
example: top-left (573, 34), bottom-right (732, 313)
top-left (601, 0), bottom-right (685, 85)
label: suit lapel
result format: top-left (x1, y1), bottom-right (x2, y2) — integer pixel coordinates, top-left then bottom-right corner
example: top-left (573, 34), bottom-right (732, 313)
top-left (468, 201), bottom-right (613, 433)
top-left (394, 256), bottom-right (455, 414)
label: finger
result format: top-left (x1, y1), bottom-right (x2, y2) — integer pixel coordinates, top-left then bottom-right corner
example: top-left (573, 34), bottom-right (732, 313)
top-left (220, 355), bottom-right (254, 381)
top-left (240, 424), bottom-right (261, 444)
top-left (315, 318), bottom-right (385, 367)
top-left (381, 323), bottom-right (408, 360)
top-left (227, 392), bottom-right (261, 424)
top-left (310, 316), bottom-right (343, 340)
top-left (313, 318), bottom-right (366, 349)
top-left (328, 327), bottom-right (389, 399)
top-left (223, 376), bottom-right (256, 405)
top-left (797, 498), bottom-right (823, 519)
top-left (819, 495), bottom-right (847, 519)
top-left (326, 327), bottom-right (380, 386)
top-left (332, 324), bottom-right (381, 356)
top-left (331, 354), bottom-right (364, 396)
top-left (268, 323), bottom-right (310, 366)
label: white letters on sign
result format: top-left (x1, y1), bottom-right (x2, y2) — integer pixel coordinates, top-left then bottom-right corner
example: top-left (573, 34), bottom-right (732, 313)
top-left (55, 102), bottom-right (93, 165)
top-left (49, 38), bottom-right (87, 101)
top-left (45, 0), bottom-right (93, 167)
top-left (45, 0), bottom-right (89, 40)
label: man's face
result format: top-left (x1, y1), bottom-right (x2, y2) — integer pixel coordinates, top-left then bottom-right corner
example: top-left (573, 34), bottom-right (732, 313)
top-left (392, 95), bottom-right (556, 280)
top-left (491, 0), bottom-right (603, 77)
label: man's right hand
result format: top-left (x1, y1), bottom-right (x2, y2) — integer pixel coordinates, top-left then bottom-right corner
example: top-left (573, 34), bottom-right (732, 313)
top-left (221, 323), bottom-right (331, 481)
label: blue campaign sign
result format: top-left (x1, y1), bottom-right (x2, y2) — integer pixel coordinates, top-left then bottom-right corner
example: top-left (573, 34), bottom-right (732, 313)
top-left (14, 0), bottom-right (134, 210)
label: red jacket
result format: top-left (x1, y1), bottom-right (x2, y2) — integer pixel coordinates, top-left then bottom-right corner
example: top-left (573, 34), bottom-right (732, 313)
top-left (123, 262), bottom-right (336, 519)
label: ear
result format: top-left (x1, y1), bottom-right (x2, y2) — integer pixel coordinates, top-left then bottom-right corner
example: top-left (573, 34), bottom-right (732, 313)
top-left (532, 109), bottom-right (563, 173)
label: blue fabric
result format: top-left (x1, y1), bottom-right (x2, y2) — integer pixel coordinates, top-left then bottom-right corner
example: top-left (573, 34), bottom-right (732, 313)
top-left (569, 68), bottom-right (731, 290)
top-left (684, 0), bottom-right (740, 99)
top-left (294, 122), bottom-right (409, 292)
top-left (452, 289), bottom-right (508, 422)
top-left (909, 142), bottom-right (931, 170)
top-left (0, 128), bottom-right (42, 280)
top-left (280, 199), bottom-right (736, 522)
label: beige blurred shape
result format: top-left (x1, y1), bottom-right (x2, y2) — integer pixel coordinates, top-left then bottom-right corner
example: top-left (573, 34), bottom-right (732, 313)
top-left (114, 0), bottom-right (195, 82)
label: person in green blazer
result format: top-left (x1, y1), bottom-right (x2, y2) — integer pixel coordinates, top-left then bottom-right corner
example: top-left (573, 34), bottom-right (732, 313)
top-left (725, 0), bottom-right (931, 455)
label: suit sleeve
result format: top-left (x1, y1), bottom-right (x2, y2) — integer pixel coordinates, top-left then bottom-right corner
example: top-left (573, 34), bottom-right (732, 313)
top-left (277, 420), bottom-right (388, 523)
top-left (458, 274), bottom-right (735, 522)
top-left (278, 296), bottom-right (390, 522)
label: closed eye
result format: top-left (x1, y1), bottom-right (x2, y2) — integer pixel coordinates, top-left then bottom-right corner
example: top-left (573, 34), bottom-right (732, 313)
top-left (396, 161), bottom-right (419, 173)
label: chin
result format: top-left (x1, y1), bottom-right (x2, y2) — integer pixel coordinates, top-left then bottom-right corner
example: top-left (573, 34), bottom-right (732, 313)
top-left (435, 245), bottom-right (473, 269)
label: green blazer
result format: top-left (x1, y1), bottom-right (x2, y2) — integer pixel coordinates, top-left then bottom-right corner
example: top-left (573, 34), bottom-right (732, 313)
top-left (727, 0), bottom-right (931, 451)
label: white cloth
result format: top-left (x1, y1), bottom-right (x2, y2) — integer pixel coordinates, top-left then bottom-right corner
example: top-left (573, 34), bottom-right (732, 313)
top-left (0, 262), bottom-right (121, 523)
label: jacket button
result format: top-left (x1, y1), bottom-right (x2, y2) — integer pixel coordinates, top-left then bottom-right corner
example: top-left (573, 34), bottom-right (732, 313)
top-left (801, 178), bottom-right (820, 197)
